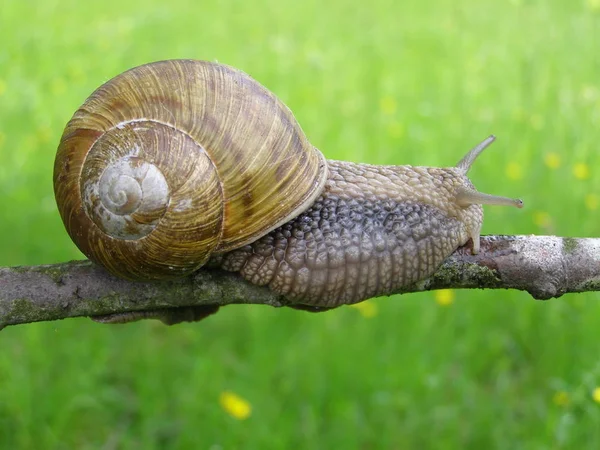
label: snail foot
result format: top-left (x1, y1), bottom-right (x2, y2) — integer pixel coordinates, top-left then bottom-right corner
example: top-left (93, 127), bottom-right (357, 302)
top-left (90, 305), bottom-right (220, 325)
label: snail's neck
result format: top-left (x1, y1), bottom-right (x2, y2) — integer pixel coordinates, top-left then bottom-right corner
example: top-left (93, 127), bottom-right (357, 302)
top-left (325, 160), bottom-right (466, 218)
top-left (325, 159), bottom-right (484, 260)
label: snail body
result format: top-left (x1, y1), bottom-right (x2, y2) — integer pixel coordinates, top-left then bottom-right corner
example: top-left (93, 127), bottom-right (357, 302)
top-left (54, 59), bottom-right (522, 310)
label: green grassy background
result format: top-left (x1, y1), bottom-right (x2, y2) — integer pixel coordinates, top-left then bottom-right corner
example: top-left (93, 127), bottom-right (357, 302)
top-left (1, 0), bottom-right (600, 448)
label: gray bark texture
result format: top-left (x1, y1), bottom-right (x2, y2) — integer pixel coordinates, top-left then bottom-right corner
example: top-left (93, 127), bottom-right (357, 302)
top-left (1, 235), bottom-right (599, 330)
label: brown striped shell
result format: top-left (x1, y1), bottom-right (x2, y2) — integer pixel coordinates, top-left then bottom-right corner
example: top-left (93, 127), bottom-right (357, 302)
top-left (54, 60), bottom-right (328, 280)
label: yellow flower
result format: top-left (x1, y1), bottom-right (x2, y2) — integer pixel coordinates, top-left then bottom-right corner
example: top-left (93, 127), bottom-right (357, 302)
top-left (533, 211), bottom-right (552, 228)
top-left (553, 391), bottom-right (570, 407)
top-left (386, 121), bottom-right (405, 139)
top-left (350, 300), bottom-right (378, 318)
top-left (97, 38), bottom-right (112, 51)
top-left (67, 64), bottom-right (87, 84)
top-left (585, 194), bottom-right (599, 211)
top-left (219, 391), bottom-right (252, 420)
top-left (593, 387), bottom-right (600, 403)
top-left (379, 96), bottom-right (397, 116)
top-left (51, 78), bottom-right (67, 96)
top-left (529, 114), bottom-right (544, 130)
top-left (573, 163), bottom-right (590, 180)
top-left (435, 289), bottom-right (454, 306)
top-left (505, 162), bottom-right (523, 180)
top-left (511, 108), bottom-right (525, 122)
top-left (36, 126), bottom-right (52, 144)
top-left (586, 0), bottom-right (600, 12)
top-left (543, 153), bottom-right (561, 170)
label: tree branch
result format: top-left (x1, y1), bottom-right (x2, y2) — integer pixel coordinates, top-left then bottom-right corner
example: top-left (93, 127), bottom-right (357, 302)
top-left (1, 235), bottom-right (599, 329)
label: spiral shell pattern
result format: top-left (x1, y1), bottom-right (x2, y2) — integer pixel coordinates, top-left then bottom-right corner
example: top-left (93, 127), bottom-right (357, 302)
top-left (54, 60), bottom-right (327, 280)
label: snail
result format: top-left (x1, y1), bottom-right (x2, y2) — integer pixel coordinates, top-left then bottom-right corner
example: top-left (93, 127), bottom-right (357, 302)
top-left (54, 59), bottom-right (523, 320)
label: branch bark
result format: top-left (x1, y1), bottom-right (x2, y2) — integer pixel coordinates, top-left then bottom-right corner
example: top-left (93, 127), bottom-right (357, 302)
top-left (1, 235), bottom-right (599, 329)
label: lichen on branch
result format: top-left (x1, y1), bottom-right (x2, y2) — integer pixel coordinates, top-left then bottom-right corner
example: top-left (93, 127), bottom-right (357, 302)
top-left (1, 235), bottom-right (599, 329)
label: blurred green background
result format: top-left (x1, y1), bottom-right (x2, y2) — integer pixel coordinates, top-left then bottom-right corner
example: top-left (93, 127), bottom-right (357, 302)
top-left (1, 0), bottom-right (600, 448)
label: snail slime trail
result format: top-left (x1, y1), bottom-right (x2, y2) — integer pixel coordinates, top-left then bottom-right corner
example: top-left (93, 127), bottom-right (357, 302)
top-left (54, 59), bottom-right (523, 321)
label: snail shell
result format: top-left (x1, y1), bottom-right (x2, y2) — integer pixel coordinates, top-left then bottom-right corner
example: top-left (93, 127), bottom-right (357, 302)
top-left (54, 60), bottom-right (327, 280)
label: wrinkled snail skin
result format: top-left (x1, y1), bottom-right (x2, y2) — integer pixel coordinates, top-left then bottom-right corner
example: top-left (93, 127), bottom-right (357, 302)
top-left (218, 160), bottom-right (485, 308)
top-left (54, 59), bottom-right (523, 316)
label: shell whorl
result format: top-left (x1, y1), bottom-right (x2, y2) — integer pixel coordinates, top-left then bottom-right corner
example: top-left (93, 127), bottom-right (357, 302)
top-left (54, 60), bottom-right (328, 280)
top-left (88, 157), bottom-right (168, 239)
